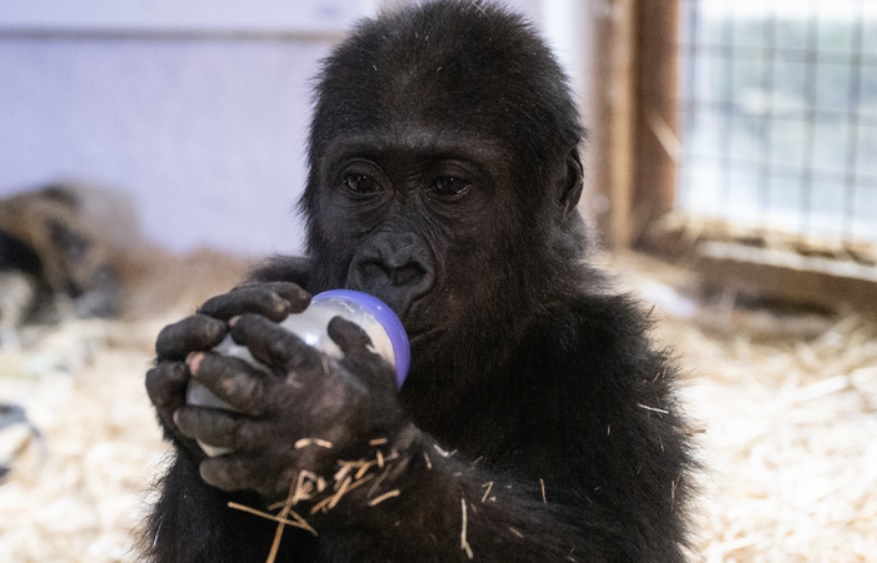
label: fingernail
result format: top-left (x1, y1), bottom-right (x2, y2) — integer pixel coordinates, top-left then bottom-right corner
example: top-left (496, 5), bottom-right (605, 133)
top-left (187, 352), bottom-right (205, 374)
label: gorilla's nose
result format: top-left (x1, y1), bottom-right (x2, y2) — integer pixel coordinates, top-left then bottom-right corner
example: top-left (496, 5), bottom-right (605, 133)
top-left (348, 231), bottom-right (434, 316)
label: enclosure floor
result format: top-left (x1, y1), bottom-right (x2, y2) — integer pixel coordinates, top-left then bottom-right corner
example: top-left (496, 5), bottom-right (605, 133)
top-left (0, 251), bottom-right (874, 562)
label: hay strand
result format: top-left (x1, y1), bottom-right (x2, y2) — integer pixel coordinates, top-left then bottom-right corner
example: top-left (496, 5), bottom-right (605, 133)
top-left (460, 497), bottom-right (473, 559)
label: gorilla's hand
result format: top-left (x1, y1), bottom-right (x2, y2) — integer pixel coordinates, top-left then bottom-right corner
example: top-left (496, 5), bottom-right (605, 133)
top-left (170, 312), bottom-right (406, 503)
top-left (145, 282), bottom-right (312, 456)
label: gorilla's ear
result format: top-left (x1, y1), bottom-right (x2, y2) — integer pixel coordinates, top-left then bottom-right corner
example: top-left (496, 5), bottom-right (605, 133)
top-left (560, 147), bottom-right (584, 215)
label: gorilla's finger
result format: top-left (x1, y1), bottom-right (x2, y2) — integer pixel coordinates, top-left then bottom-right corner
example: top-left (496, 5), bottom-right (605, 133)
top-left (146, 362), bottom-right (189, 416)
top-left (199, 285), bottom-right (306, 322)
top-left (173, 405), bottom-right (263, 452)
top-left (327, 316), bottom-right (374, 360)
top-left (198, 454), bottom-right (277, 494)
top-left (229, 314), bottom-right (322, 374)
top-left (232, 282), bottom-right (312, 313)
top-left (327, 316), bottom-right (395, 391)
top-left (156, 315), bottom-right (227, 360)
top-left (186, 352), bottom-right (273, 416)
top-left (146, 363), bottom-right (206, 456)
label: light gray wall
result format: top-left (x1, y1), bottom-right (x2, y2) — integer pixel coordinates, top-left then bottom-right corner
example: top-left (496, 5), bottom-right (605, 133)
top-left (0, 0), bottom-right (584, 258)
top-left (1, 36), bottom-right (334, 257)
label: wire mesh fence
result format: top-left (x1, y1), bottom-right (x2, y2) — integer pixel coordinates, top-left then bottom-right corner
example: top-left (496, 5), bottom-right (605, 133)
top-left (677, 0), bottom-right (877, 245)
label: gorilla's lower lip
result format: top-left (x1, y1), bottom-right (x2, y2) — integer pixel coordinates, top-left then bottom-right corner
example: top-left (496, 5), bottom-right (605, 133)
top-left (406, 326), bottom-right (441, 345)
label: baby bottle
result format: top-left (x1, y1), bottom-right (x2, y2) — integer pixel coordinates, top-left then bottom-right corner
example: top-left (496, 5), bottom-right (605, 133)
top-left (186, 289), bottom-right (410, 456)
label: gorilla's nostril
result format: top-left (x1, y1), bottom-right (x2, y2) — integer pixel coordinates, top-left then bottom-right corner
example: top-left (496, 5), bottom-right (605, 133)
top-left (391, 263), bottom-right (427, 287)
top-left (359, 260), bottom-right (391, 282)
top-left (357, 258), bottom-right (426, 288)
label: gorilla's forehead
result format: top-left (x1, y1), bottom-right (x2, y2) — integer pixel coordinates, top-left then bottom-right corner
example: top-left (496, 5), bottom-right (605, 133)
top-left (320, 127), bottom-right (512, 170)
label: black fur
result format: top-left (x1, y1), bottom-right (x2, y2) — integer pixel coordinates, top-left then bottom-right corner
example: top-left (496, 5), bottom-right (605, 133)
top-left (144, 2), bottom-right (696, 561)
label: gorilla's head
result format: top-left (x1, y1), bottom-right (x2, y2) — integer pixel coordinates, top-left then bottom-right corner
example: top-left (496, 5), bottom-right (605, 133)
top-left (299, 0), bottom-right (586, 370)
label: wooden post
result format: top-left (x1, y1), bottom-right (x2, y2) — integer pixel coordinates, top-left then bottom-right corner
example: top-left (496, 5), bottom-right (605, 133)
top-left (631, 0), bottom-right (681, 247)
top-left (590, 0), bottom-right (636, 250)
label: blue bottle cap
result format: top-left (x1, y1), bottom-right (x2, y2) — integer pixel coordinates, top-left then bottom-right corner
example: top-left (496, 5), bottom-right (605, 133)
top-left (311, 289), bottom-right (410, 389)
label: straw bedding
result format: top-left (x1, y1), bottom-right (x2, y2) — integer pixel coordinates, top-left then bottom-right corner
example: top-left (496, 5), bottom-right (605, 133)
top-left (0, 250), bottom-right (874, 562)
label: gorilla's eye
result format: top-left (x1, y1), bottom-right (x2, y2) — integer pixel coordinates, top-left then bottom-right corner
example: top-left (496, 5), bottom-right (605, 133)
top-left (430, 176), bottom-right (471, 200)
top-left (342, 173), bottom-right (383, 196)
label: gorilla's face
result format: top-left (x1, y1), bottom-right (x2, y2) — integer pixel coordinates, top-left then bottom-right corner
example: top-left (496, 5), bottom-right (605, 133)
top-left (309, 123), bottom-right (523, 352)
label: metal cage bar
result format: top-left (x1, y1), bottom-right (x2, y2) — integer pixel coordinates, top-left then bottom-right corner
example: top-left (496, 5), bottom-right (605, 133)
top-left (677, 0), bottom-right (877, 246)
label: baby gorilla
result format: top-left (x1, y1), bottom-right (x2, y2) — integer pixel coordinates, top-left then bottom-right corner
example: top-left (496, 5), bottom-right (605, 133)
top-left (144, 1), bottom-right (696, 561)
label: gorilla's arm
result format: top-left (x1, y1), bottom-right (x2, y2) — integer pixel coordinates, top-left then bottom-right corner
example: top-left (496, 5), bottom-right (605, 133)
top-left (308, 431), bottom-right (610, 562)
top-left (246, 255), bottom-right (313, 288)
top-left (146, 263), bottom-right (689, 562)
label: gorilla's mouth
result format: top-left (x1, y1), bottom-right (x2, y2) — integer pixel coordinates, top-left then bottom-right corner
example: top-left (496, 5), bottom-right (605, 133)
top-left (405, 322), bottom-right (444, 348)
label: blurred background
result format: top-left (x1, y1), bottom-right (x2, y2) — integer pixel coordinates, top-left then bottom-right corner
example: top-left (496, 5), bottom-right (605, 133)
top-left (0, 0), bottom-right (587, 257)
top-left (0, 1), bottom-right (875, 561)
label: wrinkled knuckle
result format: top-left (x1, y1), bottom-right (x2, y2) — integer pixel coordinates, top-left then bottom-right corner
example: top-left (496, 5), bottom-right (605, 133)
top-left (236, 377), bottom-right (267, 415)
top-left (267, 335), bottom-right (294, 365)
top-left (235, 421), bottom-right (261, 450)
top-left (267, 291), bottom-right (290, 312)
top-left (201, 315), bottom-right (228, 338)
top-left (279, 284), bottom-right (311, 309)
top-left (236, 312), bottom-right (264, 331)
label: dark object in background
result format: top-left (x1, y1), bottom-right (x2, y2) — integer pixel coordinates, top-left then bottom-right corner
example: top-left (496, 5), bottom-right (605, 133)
top-left (0, 402), bottom-right (44, 483)
top-left (0, 184), bottom-right (121, 333)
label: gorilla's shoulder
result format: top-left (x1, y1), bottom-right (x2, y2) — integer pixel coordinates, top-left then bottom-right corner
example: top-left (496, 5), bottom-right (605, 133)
top-left (531, 290), bottom-right (666, 381)
top-left (542, 290), bottom-right (652, 343)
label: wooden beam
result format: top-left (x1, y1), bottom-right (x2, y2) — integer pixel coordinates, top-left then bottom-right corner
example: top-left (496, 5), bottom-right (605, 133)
top-left (631, 0), bottom-right (681, 247)
top-left (696, 242), bottom-right (877, 315)
top-left (590, 0), bottom-right (636, 250)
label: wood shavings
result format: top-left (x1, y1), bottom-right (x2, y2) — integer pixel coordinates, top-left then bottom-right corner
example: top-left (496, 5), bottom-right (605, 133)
top-left (311, 465), bottom-right (378, 514)
top-left (460, 497), bottom-right (473, 559)
top-left (295, 471), bottom-right (328, 506)
top-left (611, 251), bottom-right (877, 561)
top-left (433, 444), bottom-right (455, 458)
top-left (294, 438), bottom-right (334, 450)
top-left (636, 403), bottom-right (669, 414)
top-left (480, 481), bottom-right (494, 503)
top-left (367, 467), bottom-right (392, 499)
top-left (366, 489), bottom-right (400, 507)
top-left (1, 250), bottom-right (876, 562)
top-left (267, 471), bottom-right (323, 563)
top-left (227, 502), bottom-right (316, 537)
